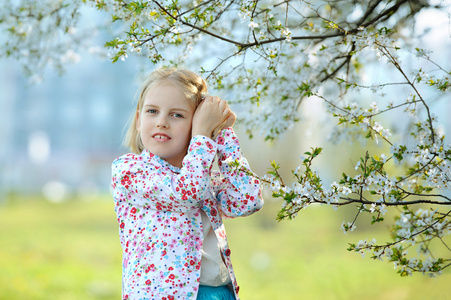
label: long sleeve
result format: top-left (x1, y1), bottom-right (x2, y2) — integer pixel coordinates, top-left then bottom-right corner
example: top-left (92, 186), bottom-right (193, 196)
top-left (212, 128), bottom-right (263, 218)
top-left (111, 135), bottom-right (217, 213)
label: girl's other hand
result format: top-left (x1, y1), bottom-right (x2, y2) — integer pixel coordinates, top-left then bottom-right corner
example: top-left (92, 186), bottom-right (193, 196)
top-left (211, 108), bottom-right (236, 139)
top-left (192, 96), bottom-right (230, 138)
top-left (223, 110), bottom-right (236, 129)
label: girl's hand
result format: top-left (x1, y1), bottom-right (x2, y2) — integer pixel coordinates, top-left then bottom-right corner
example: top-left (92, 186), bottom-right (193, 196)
top-left (223, 109), bottom-right (236, 129)
top-left (211, 107), bottom-right (236, 139)
top-left (192, 96), bottom-right (230, 138)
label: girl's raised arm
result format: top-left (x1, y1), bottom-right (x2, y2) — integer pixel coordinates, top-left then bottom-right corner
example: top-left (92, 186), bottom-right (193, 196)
top-left (212, 128), bottom-right (263, 218)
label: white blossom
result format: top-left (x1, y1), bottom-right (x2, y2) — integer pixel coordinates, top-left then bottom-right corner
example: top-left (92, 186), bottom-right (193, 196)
top-left (372, 122), bottom-right (383, 132)
top-left (370, 101), bottom-right (379, 112)
top-left (354, 160), bottom-right (361, 170)
top-left (248, 21), bottom-right (259, 28)
top-left (281, 27), bottom-right (292, 41)
top-left (341, 221), bottom-right (356, 234)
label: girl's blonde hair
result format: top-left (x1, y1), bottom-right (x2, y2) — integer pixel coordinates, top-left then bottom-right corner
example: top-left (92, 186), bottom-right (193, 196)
top-left (124, 68), bottom-right (208, 154)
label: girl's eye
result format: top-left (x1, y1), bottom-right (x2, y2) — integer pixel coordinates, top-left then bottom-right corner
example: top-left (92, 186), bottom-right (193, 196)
top-left (147, 109), bottom-right (158, 114)
top-left (172, 113), bottom-right (184, 118)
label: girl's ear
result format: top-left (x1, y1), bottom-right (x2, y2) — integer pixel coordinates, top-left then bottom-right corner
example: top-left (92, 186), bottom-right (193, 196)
top-left (135, 110), bottom-right (141, 131)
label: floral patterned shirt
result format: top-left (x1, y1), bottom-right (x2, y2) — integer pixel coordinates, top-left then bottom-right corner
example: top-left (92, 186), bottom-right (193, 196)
top-left (111, 128), bottom-right (263, 300)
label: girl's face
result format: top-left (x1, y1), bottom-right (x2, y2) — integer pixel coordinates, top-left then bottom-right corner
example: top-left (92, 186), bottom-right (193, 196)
top-left (136, 82), bottom-right (196, 167)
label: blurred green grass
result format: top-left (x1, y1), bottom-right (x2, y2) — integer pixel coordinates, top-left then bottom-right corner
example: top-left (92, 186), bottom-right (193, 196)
top-left (0, 195), bottom-right (450, 300)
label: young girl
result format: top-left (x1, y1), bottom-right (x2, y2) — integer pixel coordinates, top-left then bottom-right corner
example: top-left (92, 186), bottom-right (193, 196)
top-left (111, 68), bottom-right (263, 300)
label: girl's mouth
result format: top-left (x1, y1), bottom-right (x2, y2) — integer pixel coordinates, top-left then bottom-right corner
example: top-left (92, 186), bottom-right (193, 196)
top-left (152, 133), bottom-right (171, 141)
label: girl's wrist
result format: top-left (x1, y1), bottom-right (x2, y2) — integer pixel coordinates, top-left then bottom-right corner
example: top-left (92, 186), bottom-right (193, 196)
top-left (191, 129), bottom-right (212, 138)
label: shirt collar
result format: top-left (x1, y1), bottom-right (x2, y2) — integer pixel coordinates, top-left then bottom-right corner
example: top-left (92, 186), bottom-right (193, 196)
top-left (142, 149), bottom-right (181, 173)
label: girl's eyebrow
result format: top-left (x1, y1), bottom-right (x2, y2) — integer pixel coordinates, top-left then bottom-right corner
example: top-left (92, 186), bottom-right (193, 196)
top-left (143, 104), bottom-right (189, 113)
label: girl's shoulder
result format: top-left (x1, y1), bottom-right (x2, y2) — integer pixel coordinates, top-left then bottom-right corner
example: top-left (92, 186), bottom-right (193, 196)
top-left (112, 151), bottom-right (156, 172)
top-left (113, 152), bottom-right (143, 164)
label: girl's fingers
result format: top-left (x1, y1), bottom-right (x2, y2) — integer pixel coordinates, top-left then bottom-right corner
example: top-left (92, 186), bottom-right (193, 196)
top-left (203, 97), bottom-right (229, 119)
top-left (211, 119), bottom-right (227, 139)
top-left (224, 112), bottom-right (236, 128)
top-left (192, 95), bottom-right (235, 138)
top-left (212, 111), bottom-right (236, 139)
top-left (219, 98), bottom-right (228, 112)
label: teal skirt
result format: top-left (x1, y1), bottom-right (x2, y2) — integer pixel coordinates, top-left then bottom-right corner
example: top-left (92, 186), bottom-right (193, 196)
top-left (197, 285), bottom-right (235, 300)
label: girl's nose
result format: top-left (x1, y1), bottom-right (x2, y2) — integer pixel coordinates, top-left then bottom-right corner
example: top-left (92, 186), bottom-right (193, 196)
top-left (156, 116), bottom-right (169, 129)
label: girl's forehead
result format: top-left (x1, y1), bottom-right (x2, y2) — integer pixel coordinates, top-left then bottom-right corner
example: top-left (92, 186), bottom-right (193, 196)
top-left (143, 82), bottom-right (195, 110)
